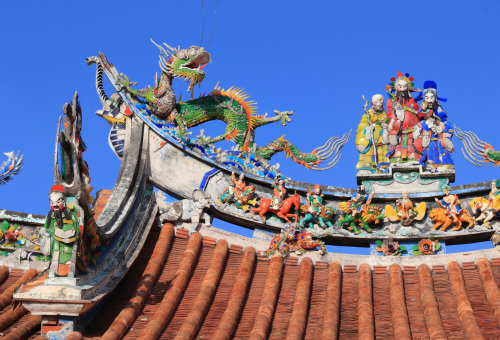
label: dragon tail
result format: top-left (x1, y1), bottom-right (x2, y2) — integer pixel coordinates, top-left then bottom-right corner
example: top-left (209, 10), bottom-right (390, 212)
top-left (255, 130), bottom-right (351, 170)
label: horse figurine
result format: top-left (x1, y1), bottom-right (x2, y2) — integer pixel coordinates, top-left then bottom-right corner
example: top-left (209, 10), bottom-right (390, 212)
top-left (470, 197), bottom-right (500, 228)
top-left (252, 191), bottom-right (301, 225)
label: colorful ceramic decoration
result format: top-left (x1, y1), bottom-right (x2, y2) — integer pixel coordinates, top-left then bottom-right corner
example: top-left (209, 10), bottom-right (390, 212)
top-left (491, 231), bottom-right (500, 251)
top-left (88, 42), bottom-right (351, 173)
top-left (385, 191), bottom-right (426, 226)
top-left (431, 185), bottom-right (474, 231)
top-left (299, 185), bottom-right (335, 229)
top-left (455, 125), bottom-right (500, 167)
top-left (252, 191), bottom-right (301, 226)
top-left (470, 180), bottom-right (500, 228)
top-left (355, 94), bottom-right (389, 172)
top-left (415, 81), bottom-right (454, 169)
top-left (385, 71), bottom-right (424, 164)
top-left (54, 93), bottom-right (102, 268)
top-left (262, 227), bottom-right (327, 257)
top-left (412, 236), bottom-right (441, 256)
top-left (374, 238), bottom-right (405, 256)
top-left (338, 185), bottom-right (382, 234)
top-left (159, 189), bottom-right (212, 235)
top-left (218, 172), bottom-right (257, 211)
top-left (41, 185), bottom-right (80, 278)
top-left (0, 151), bottom-right (23, 185)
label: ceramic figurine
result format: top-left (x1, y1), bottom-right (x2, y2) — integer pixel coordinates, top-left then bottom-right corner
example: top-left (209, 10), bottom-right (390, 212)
top-left (414, 81), bottom-right (454, 170)
top-left (160, 189), bottom-right (212, 236)
top-left (299, 185), bottom-right (335, 229)
top-left (470, 180), bottom-right (500, 228)
top-left (262, 227), bottom-right (327, 257)
top-left (491, 230), bottom-right (500, 251)
top-left (355, 94), bottom-right (389, 172)
top-left (218, 172), bottom-right (257, 211)
top-left (338, 185), bottom-right (383, 234)
top-left (40, 185), bottom-right (80, 278)
top-left (385, 71), bottom-right (425, 163)
top-left (252, 191), bottom-right (301, 226)
top-left (270, 178), bottom-right (287, 210)
top-left (430, 185), bottom-right (474, 231)
top-left (385, 191), bottom-right (426, 226)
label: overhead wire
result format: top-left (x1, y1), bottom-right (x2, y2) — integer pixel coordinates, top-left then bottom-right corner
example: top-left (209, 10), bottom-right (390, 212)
top-left (206, 0), bottom-right (221, 49)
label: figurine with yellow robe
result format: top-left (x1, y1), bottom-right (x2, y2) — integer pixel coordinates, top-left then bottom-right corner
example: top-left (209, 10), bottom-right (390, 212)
top-left (386, 190), bottom-right (426, 226)
top-left (355, 94), bottom-right (390, 172)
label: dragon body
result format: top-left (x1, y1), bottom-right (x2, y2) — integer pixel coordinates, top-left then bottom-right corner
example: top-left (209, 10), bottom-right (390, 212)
top-left (89, 40), bottom-right (350, 170)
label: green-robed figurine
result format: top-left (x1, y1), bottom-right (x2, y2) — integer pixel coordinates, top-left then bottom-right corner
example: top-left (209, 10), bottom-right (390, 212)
top-left (41, 185), bottom-right (80, 277)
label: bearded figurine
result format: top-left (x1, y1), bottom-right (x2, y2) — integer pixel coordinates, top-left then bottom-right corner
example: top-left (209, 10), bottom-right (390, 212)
top-left (355, 94), bottom-right (390, 172)
top-left (414, 81), bottom-right (454, 169)
top-left (385, 190), bottom-right (426, 226)
top-left (41, 185), bottom-right (80, 278)
top-left (385, 71), bottom-right (425, 163)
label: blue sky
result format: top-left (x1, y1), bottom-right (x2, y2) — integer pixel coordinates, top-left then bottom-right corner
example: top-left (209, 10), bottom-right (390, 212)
top-left (0, 0), bottom-right (499, 254)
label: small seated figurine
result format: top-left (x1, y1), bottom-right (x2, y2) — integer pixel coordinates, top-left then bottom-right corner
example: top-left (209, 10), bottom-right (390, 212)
top-left (218, 172), bottom-right (257, 211)
top-left (470, 179), bottom-right (500, 228)
top-left (385, 191), bottom-right (426, 226)
top-left (430, 185), bottom-right (473, 231)
top-left (40, 185), bottom-right (80, 278)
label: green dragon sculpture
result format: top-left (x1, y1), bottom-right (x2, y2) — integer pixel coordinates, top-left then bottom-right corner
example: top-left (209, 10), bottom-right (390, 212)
top-left (455, 125), bottom-right (500, 168)
top-left (88, 40), bottom-right (349, 170)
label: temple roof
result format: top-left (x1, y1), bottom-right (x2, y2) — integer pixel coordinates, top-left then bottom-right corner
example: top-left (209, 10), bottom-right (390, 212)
top-left (72, 223), bottom-right (500, 339)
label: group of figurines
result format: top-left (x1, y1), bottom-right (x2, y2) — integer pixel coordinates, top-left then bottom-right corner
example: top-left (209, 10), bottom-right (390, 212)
top-left (355, 71), bottom-right (454, 173)
top-left (217, 171), bottom-right (500, 235)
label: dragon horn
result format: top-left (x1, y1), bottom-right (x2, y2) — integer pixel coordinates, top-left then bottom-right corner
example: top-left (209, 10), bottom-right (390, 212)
top-left (163, 42), bottom-right (176, 52)
top-left (150, 38), bottom-right (172, 57)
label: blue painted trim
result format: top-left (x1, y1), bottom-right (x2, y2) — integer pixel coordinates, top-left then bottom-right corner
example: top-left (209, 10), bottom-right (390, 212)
top-left (200, 168), bottom-right (220, 191)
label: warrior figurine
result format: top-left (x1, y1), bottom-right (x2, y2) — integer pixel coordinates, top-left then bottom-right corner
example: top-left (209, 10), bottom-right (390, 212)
top-left (355, 94), bottom-right (389, 172)
top-left (218, 172), bottom-right (257, 211)
top-left (386, 190), bottom-right (426, 226)
top-left (473, 180), bottom-right (500, 228)
top-left (270, 178), bottom-right (287, 210)
top-left (346, 184), bottom-right (373, 217)
top-left (41, 185), bottom-right (80, 277)
top-left (307, 185), bottom-right (324, 216)
top-left (415, 81), bottom-right (454, 169)
top-left (385, 71), bottom-right (424, 163)
top-left (435, 185), bottom-right (463, 221)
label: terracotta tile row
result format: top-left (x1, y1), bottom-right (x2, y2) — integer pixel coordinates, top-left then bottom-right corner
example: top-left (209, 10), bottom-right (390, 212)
top-left (77, 224), bottom-right (500, 340)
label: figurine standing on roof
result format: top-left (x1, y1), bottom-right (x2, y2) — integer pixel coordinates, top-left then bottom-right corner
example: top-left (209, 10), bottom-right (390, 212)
top-left (355, 94), bottom-right (390, 172)
top-left (385, 71), bottom-right (425, 163)
top-left (41, 185), bottom-right (80, 277)
top-left (414, 81), bottom-right (454, 169)
top-left (270, 178), bottom-right (287, 210)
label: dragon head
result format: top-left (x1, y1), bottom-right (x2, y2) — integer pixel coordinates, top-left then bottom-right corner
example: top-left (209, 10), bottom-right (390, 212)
top-left (151, 39), bottom-right (212, 92)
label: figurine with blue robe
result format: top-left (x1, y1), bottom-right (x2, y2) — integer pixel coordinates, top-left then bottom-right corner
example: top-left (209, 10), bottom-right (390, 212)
top-left (415, 81), bottom-right (454, 169)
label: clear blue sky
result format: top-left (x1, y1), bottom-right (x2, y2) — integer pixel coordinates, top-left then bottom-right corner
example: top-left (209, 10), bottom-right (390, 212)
top-left (0, 0), bottom-right (499, 254)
